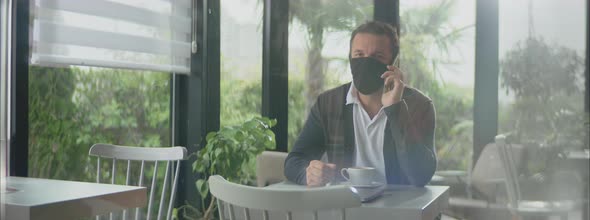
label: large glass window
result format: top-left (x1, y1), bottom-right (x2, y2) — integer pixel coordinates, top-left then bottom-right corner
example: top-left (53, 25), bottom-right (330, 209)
top-left (219, 0), bottom-right (263, 127)
top-left (288, 0), bottom-right (374, 149)
top-left (498, 0), bottom-right (587, 195)
top-left (0, 0), bottom-right (9, 177)
top-left (28, 67), bottom-right (171, 181)
top-left (27, 0), bottom-right (179, 182)
top-left (400, 0), bottom-right (476, 171)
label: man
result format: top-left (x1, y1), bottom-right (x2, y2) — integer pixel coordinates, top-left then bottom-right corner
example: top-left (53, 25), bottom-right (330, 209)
top-left (284, 21), bottom-right (436, 187)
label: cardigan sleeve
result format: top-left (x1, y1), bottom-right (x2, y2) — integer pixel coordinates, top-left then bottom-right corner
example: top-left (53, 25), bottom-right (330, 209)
top-left (284, 101), bottom-right (327, 185)
top-left (384, 99), bottom-right (437, 186)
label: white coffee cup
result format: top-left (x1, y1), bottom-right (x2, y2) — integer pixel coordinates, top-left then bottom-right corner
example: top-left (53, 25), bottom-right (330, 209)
top-left (340, 167), bottom-right (378, 186)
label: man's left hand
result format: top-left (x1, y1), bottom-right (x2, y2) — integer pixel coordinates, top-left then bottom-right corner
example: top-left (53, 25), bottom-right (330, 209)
top-left (381, 65), bottom-right (405, 107)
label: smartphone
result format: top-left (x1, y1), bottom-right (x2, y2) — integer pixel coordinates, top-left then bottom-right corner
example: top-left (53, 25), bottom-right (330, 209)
top-left (383, 54), bottom-right (400, 93)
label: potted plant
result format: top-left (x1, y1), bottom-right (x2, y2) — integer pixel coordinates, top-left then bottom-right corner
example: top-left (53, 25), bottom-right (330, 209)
top-left (174, 116), bottom-right (277, 220)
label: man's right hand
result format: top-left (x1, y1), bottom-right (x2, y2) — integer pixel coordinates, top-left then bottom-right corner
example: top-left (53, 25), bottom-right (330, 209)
top-left (306, 160), bottom-right (336, 187)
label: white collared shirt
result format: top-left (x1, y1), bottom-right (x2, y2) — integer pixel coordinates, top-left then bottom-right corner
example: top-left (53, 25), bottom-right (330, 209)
top-left (346, 84), bottom-right (387, 183)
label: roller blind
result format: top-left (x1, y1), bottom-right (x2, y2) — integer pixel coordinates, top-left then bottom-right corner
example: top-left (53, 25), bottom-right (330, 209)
top-left (31, 0), bottom-right (192, 74)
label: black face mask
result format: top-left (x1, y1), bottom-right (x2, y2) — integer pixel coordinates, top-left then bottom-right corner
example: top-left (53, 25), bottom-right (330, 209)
top-left (350, 57), bottom-right (388, 95)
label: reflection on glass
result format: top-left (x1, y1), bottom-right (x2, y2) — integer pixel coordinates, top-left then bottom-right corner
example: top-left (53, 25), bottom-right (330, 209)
top-left (220, 0), bottom-right (263, 128)
top-left (288, 0), bottom-right (373, 150)
top-left (498, 0), bottom-right (587, 212)
top-left (400, 0), bottom-right (475, 171)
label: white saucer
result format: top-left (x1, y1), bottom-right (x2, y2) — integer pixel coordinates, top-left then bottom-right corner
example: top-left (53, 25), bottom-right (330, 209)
top-left (344, 181), bottom-right (385, 188)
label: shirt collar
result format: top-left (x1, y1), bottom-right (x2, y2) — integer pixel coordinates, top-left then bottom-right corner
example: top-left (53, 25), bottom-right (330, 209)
top-left (346, 83), bottom-right (360, 105)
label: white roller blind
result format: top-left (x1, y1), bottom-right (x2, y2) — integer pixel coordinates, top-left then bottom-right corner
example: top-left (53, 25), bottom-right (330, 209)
top-left (31, 0), bottom-right (192, 74)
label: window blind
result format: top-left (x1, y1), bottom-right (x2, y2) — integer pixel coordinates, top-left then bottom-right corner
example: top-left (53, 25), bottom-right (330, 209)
top-left (31, 0), bottom-right (192, 74)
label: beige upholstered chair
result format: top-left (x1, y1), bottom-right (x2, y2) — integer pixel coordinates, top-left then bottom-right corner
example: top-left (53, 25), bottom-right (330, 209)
top-left (256, 151), bottom-right (288, 187)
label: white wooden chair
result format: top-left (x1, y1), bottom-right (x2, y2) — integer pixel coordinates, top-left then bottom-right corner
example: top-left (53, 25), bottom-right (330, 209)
top-left (495, 135), bottom-right (582, 220)
top-left (208, 175), bottom-right (361, 220)
top-left (89, 143), bottom-right (187, 220)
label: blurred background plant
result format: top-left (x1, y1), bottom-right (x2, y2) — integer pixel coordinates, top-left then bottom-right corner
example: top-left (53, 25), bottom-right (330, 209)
top-left (499, 37), bottom-right (587, 176)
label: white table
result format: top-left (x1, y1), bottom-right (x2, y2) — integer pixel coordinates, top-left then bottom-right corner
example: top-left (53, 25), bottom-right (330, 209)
top-left (1, 176), bottom-right (147, 220)
top-left (264, 182), bottom-right (449, 220)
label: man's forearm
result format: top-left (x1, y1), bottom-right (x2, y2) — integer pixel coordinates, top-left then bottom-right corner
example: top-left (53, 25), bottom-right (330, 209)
top-left (284, 101), bottom-right (326, 185)
top-left (284, 152), bottom-right (309, 185)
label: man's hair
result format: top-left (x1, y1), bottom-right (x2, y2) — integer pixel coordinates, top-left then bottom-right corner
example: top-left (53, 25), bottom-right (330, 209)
top-left (349, 21), bottom-right (399, 63)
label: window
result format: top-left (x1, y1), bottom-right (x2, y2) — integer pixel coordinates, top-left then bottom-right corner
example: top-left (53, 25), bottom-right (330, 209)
top-left (400, 0), bottom-right (476, 171)
top-left (498, 0), bottom-right (588, 175)
top-left (219, 0), bottom-right (263, 127)
top-left (27, 0), bottom-right (179, 182)
top-left (28, 67), bottom-right (171, 181)
top-left (0, 0), bottom-right (9, 177)
top-left (288, 1), bottom-right (374, 149)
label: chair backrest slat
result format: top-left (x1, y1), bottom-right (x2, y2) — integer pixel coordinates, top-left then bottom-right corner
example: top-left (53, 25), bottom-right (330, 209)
top-left (136, 160), bottom-right (146, 220)
top-left (123, 163), bottom-right (129, 220)
top-left (112, 158), bottom-right (117, 184)
top-left (495, 135), bottom-right (523, 209)
top-left (123, 161), bottom-right (130, 220)
top-left (146, 161), bottom-right (159, 220)
top-left (126, 160), bottom-right (131, 185)
top-left (286, 212), bottom-right (292, 220)
top-left (262, 210), bottom-right (269, 220)
top-left (505, 143), bottom-right (522, 201)
top-left (96, 157), bottom-right (101, 183)
top-left (166, 161), bottom-right (181, 220)
top-left (139, 160), bottom-right (146, 186)
top-left (96, 157), bottom-right (101, 220)
top-left (217, 198), bottom-right (226, 220)
top-left (157, 161), bottom-right (171, 220)
top-left (89, 144), bottom-right (187, 220)
top-left (228, 204), bottom-right (236, 220)
top-left (243, 207), bottom-right (251, 220)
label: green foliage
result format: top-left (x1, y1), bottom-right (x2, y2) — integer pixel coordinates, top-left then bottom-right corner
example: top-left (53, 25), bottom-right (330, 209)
top-left (28, 66), bottom-right (81, 179)
top-left (29, 66), bottom-right (171, 180)
top-left (29, 66), bottom-right (172, 219)
top-left (500, 38), bottom-right (586, 146)
top-left (194, 117), bottom-right (276, 183)
top-left (289, 0), bottom-right (373, 109)
top-left (175, 117), bottom-right (276, 220)
top-left (289, 0), bottom-right (372, 31)
top-left (399, 0), bottom-right (474, 171)
top-left (499, 37), bottom-right (588, 175)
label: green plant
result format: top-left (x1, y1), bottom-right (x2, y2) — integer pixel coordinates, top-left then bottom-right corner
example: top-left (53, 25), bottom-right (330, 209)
top-left (499, 37), bottom-right (587, 177)
top-left (175, 117), bottom-right (276, 220)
